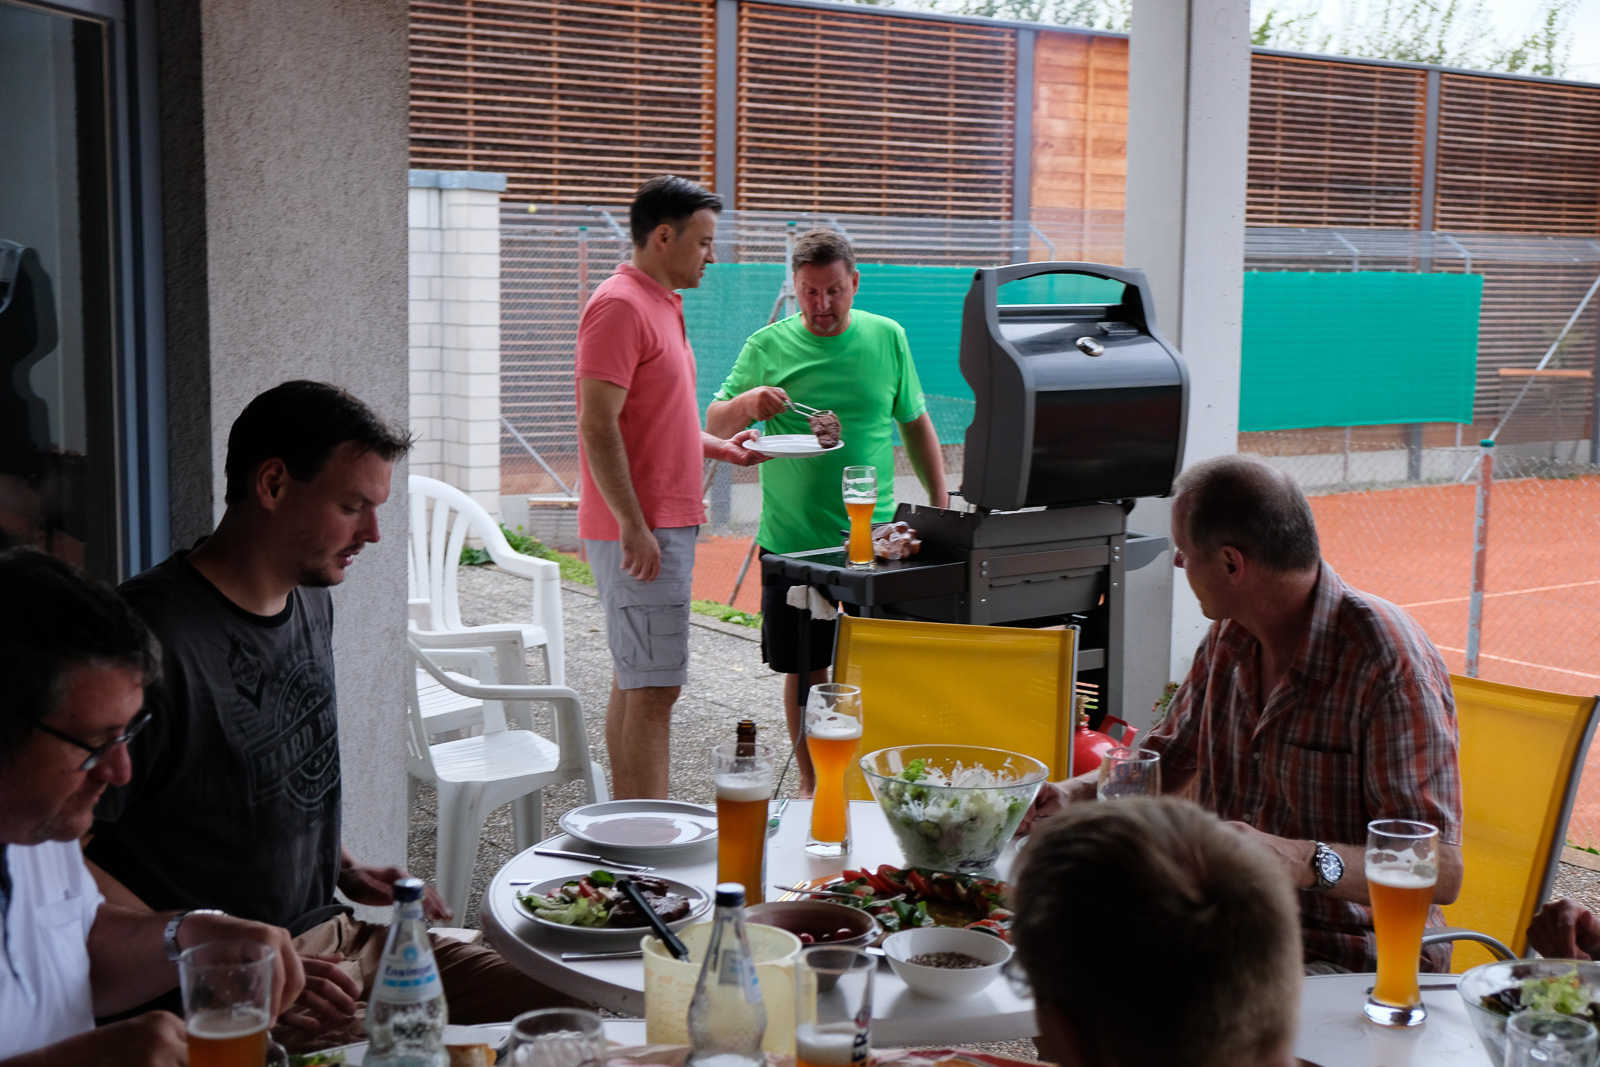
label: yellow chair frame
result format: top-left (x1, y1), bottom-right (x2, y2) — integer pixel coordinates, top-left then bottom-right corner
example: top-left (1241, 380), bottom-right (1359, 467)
top-left (1427, 675), bottom-right (1599, 971)
top-left (831, 615), bottom-right (1079, 800)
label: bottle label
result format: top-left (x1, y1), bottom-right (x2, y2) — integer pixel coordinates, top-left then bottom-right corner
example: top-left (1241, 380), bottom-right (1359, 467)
top-left (377, 942), bottom-right (441, 1005)
top-left (717, 948), bottom-right (762, 1005)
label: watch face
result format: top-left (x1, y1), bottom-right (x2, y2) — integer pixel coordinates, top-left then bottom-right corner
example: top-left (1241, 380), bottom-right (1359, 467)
top-left (1318, 846), bottom-right (1344, 885)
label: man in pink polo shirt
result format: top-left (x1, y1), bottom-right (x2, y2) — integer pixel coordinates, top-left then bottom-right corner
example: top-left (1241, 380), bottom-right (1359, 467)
top-left (577, 175), bottom-right (766, 799)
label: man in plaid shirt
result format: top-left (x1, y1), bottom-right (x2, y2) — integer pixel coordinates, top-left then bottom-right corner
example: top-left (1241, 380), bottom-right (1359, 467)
top-left (1023, 454), bottom-right (1463, 973)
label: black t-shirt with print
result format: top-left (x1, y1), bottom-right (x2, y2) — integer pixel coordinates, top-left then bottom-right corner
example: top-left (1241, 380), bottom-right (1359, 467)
top-left (89, 551), bottom-right (346, 935)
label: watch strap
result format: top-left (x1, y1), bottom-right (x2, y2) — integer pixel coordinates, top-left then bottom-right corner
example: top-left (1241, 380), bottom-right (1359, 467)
top-left (164, 908), bottom-right (226, 961)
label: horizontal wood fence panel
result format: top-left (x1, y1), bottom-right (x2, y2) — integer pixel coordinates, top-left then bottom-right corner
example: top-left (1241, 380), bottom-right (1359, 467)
top-left (1434, 74), bottom-right (1600, 234)
top-left (736, 2), bottom-right (1016, 218)
top-left (410, 0), bottom-right (715, 204)
top-left (1247, 55), bottom-right (1426, 229)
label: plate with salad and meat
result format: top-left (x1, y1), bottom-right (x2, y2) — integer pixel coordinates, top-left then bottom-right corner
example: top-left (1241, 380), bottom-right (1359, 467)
top-left (513, 870), bottom-right (711, 934)
top-left (786, 865), bottom-right (1013, 941)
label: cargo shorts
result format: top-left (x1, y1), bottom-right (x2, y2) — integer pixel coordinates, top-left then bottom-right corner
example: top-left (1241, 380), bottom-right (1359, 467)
top-left (585, 525), bottom-right (697, 689)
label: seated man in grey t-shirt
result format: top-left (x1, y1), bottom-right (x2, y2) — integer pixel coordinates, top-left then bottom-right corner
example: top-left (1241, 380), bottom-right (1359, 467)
top-left (88, 381), bottom-right (572, 1049)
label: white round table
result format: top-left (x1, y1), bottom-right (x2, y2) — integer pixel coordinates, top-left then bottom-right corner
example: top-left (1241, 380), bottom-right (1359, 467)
top-left (481, 799), bottom-right (1038, 1045)
top-left (1293, 973), bottom-right (1490, 1066)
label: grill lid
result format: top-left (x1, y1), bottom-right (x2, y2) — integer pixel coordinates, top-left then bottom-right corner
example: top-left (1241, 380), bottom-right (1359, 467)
top-left (959, 263), bottom-right (1189, 512)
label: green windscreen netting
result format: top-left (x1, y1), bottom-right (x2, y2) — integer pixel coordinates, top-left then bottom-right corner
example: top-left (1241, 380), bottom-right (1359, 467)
top-left (680, 266), bottom-right (1482, 440)
top-left (682, 265), bottom-right (1126, 444)
top-left (1240, 271), bottom-right (1481, 431)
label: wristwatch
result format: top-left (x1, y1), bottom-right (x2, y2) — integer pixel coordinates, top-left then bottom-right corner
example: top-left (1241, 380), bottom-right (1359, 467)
top-left (1310, 841), bottom-right (1345, 892)
top-left (164, 908), bottom-right (227, 961)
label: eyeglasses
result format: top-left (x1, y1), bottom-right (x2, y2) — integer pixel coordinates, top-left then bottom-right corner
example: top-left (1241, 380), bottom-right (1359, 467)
top-left (1001, 956), bottom-right (1032, 998)
top-left (34, 708), bottom-right (152, 771)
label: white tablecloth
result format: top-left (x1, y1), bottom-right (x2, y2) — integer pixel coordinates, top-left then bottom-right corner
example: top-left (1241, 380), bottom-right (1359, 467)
top-left (1294, 973), bottom-right (1490, 1066)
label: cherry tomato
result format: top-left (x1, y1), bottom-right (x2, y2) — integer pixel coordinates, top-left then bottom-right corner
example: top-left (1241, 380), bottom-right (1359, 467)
top-left (834, 928), bottom-right (855, 942)
top-left (798, 932), bottom-right (815, 944)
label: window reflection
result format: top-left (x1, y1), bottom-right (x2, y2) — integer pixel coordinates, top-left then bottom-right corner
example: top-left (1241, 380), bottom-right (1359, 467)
top-left (0, 3), bottom-right (118, 578)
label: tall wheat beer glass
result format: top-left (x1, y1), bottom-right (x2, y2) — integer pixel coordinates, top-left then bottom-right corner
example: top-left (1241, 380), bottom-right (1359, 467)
top-left (179, 941), bottom-right (285, 1067)
top-left (713, 741), bottom-right (775, 905)
top-left (1363, 819), bottom-right (1440, 1027)
top-left (842, 466), bottom-right (877, 569)
top-left (805, 684), bottom-right (863, 858)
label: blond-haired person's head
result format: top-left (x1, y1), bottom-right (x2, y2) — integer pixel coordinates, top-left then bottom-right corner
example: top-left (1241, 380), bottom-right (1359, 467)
top-left (1011, 797), bottom-right (1302, 1067)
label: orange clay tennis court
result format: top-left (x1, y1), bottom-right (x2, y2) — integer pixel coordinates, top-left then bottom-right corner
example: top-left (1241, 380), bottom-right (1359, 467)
top-left (1310, 475), bottom-right (1600, 844)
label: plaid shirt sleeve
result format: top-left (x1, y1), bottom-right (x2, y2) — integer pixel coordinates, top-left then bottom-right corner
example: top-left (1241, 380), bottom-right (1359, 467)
top-left (1145, 624), bottom-right (1219, 778)
top-left (1362, 668), bottom-right (1464, 847)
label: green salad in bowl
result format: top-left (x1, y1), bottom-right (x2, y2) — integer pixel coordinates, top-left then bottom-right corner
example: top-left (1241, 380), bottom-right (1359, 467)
top-left (859, 744), bottom-right (1049, 873)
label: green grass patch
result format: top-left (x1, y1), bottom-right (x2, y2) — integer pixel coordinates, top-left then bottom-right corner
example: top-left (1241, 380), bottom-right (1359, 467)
top-left (692, 599), bottom-right (761, 628)
top-left (462, 526), bottom-right (595, 585)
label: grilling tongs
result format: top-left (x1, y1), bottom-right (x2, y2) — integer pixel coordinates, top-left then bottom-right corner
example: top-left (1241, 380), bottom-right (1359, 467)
top-left (786, 397), bottom-right (827, 417)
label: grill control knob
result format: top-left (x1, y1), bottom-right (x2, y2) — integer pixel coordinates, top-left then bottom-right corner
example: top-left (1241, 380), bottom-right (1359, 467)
top-left (1076, 336), bottom-right (1105, 357)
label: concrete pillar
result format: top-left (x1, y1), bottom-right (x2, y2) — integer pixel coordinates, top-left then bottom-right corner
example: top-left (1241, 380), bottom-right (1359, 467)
top-left (1123, 0), bottom-right (1251, 683)
top-left (163, 0), bottom-right (411, 889)
top-left (408, 169), bottom-right (505, 518)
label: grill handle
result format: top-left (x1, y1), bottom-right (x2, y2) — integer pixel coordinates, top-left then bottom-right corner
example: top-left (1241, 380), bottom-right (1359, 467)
top-left (976, 261), bottom-right (1160, 335)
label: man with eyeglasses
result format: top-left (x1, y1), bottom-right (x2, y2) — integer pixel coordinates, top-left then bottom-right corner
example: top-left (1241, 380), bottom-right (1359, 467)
top-left (0, 547), bottom-right (303, 1063)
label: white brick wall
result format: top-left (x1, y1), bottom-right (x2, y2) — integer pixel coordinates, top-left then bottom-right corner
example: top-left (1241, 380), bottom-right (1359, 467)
top-left (407, 171), bottom-right (504, 517)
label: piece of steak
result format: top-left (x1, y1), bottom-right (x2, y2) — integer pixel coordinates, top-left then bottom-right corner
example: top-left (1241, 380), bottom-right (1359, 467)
top-left (608, 887), bottom-right (694, 927)
top-left (807, 410), bottom-right (841, 448)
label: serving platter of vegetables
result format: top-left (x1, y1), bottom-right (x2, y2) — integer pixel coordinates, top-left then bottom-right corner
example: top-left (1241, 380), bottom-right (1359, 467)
top-left (792, 864), bottom-right (1012, 940)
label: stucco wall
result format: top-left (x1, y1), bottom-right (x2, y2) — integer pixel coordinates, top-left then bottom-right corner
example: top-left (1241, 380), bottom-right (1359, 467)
top-left (185, 0), bottom-right (411, 878)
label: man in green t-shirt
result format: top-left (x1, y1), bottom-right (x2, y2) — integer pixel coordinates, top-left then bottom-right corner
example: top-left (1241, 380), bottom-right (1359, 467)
top-left (707, 229), bottom-right (947, 795)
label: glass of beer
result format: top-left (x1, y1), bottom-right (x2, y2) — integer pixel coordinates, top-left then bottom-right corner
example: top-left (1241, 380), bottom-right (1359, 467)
top-left (842, 465), bottom-right (877, 569)
top-left (795, 946), bottom-right (874, 1067)
top-left (805, 683), bottom-right (863, 858)
top-left (1363, 818), bottom-right (1439, 1027)
top-left (179, 940), bottom-right (285, 1067)
top-left (713, 741), bottom-right (775, 905)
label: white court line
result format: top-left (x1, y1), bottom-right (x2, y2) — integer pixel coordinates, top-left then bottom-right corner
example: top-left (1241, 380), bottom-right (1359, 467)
top-left (1401, 578), bottom-right (1600, 610)
top-left (1434, 644), bottom-right (1600, 683)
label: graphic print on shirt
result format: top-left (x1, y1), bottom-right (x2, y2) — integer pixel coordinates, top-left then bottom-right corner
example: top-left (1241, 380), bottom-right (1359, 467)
top-left (223, 633), bottom-right (340, 812)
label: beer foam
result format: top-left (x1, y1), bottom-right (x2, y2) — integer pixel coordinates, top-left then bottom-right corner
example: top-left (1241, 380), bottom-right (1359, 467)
top-left (1366, 848), bottom-right (1438, 889)
top-left (796, 1023), bottom-right (864, 1067)
top-left (807, 712), bottom-right (863, 741)
top-left (187, 1007), bottom-right (268, 1039)
top-left (715, 773), bottom-right (773, 803)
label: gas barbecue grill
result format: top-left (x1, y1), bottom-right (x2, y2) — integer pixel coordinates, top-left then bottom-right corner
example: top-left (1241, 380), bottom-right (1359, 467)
top-left (762, 263), bottom-right (1188, 723)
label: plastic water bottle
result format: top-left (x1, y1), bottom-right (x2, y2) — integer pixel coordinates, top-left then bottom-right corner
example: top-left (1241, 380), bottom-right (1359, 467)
top-left (365, 877), bottom-right (449, 1067)
top-left (686, 882), bottom-right (767, 1067)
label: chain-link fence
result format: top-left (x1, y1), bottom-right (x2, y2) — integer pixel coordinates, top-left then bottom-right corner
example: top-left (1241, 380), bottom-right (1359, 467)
top-left (498, 210), bottom-right (1600, 840)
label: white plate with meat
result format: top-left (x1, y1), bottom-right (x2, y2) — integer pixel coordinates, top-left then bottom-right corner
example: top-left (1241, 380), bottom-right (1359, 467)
top-left (512, 871), bottom-right (710, 935)
top-left (742, 434), bottom-right (846, 458)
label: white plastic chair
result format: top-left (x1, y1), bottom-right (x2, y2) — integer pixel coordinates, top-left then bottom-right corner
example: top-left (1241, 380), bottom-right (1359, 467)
top-left (408, 474), bottom-right (566, 685)
top-left (407, 628), bottom-right (609, 918)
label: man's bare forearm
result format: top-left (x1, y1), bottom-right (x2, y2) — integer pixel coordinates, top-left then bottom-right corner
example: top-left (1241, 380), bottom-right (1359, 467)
top-left (900, 414), bottom-right (949, 506)
top-left (706, 398), bottom-right (748, 439)
top-left (84, 904), bottom-right (181, 1013)
top-left (580, 407), bottom-right (648, 533)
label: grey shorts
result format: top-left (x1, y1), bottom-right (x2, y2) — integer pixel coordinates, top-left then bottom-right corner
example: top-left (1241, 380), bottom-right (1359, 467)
top-left (585, 526), bottom-right (698, 690)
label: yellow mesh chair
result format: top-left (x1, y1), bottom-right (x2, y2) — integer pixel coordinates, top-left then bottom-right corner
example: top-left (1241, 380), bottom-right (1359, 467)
top-left (832, 615), bottom-right (1078, 801)
top-left (1426, 675), bottom-right (1599, 972)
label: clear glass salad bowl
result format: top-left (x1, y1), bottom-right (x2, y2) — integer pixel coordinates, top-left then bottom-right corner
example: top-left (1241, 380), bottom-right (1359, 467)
top-left (859, 744), bottom-right (1049, 873)
top-left (1458, 958), bottom-right (1600, 1063)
